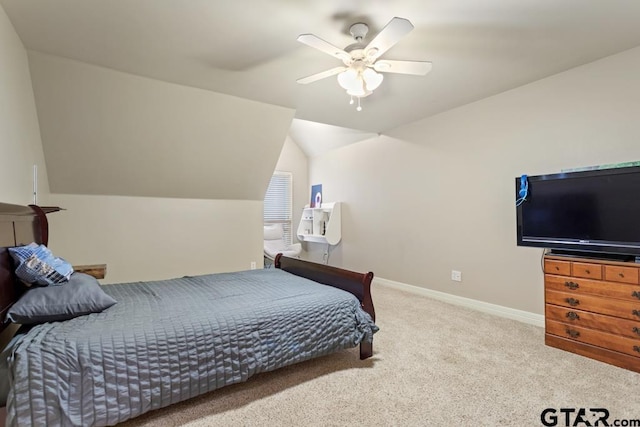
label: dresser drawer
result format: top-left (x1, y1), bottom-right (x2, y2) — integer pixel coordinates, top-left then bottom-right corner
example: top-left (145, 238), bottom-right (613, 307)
top-left (605, 265), bottom-right (639, 284)
top-left (572, 262), bottom-right (602, 280)
top-left (547, 319), bottom-right (640, 358)
top-left (546, 305), bottom-right (640, 340)
top-left (545, 274), bottom-right (640, 303)
top-left (546, 289), bottom-right (640, 321)
top-left (544, 259), bottom-right (571, 276)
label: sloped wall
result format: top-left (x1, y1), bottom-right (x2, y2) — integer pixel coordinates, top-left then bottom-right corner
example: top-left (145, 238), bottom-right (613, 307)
top-left (28, 51), bottom-right (294, 200)
top-left (0, 5), bottom-right (48, 205)
top-left (25, 52), bottom-right (295, 282)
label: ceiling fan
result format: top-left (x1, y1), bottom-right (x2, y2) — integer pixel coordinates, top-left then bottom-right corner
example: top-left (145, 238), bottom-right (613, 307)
top-left (296, 17), bottom-right (432, 111)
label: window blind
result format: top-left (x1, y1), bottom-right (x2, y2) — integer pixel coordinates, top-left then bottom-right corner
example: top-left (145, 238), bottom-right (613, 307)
top-left (263, 171), bottom-right (293, 244)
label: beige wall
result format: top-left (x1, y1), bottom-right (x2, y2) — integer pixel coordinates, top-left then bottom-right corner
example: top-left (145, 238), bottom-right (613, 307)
top-left (309, 46), bottom-right (640, 314)
top-left (0, 3), bottom-right (49, 344)
top-left (0, 5), bottom-right (49, 205)
top-left (274, 136), bottom-right (309, 245)
top-left (45, 194), bottom-right (263, 284)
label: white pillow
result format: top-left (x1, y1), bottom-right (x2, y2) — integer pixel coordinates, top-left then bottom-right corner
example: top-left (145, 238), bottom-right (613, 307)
top-left (264, 224), bottom-right (283, 240)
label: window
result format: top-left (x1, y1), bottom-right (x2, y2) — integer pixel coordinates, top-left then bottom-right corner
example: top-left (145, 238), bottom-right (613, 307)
top-left (263, 171), bottom-right (293, 244)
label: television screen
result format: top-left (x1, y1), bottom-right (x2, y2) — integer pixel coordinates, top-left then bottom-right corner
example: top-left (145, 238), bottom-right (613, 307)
top-left (516, 166), bottom-right (640, 258)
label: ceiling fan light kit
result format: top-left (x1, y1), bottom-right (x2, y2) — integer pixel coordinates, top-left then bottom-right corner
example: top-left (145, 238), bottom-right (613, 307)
top-left (297, 17), bottom-right (432, 111)
top-left (337, 63), bottom-right (383, 97)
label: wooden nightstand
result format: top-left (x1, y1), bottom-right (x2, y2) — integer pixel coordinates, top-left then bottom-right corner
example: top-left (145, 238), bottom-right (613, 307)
top-left (73, 264), bottom-right (107, 279)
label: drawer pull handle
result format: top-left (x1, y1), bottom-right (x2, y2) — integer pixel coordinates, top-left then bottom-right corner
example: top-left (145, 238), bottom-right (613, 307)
top-left (555, 266), bottom-right (560, 271)
top-left (565, 298), bottom-right (580, 307)
top-left (566, 311), bottom-right (580, 321)
top-left (585, 269), bottom-right (590, 274)
top-left (634, 346), bottom-right (640, 354)
top-left (632, 291), bottom-right (640, 300)
top-left (633, 310), bottom-right (640, 318)
top-left (564, 281), bottom-right (579, 290)
top-left (565, 328), bottom-right (580, 339)
top-left (633, 327), bottom-right (640, 337)
top-left (620, 272), bottom-right (625, 278)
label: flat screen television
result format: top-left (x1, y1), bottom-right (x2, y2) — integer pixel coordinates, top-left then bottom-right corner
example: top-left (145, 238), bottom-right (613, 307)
top-left (515, 165), bottom-right (640, 260)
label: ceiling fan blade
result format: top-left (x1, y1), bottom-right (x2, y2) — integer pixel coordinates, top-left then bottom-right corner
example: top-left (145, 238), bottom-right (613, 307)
top-left (297, 66), bottom-right (347, 84)
top-left (297, 34), bottom-right (351, 61)
top-left (364, 17), bottom-right (414, 61)
top-left (374, 60), bottom-right (432, 75)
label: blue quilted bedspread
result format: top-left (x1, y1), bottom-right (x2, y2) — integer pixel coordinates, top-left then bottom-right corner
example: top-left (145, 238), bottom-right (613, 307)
top-left (6, 268), bottom-right (378, 426)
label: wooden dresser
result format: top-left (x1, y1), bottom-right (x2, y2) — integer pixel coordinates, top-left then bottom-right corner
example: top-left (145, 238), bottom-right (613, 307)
top-left (544, 254), bottom-right (640, 372)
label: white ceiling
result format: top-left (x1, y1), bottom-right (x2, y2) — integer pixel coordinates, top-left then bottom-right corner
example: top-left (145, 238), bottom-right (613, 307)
top-left (289, 119), bottom-right (378, 158)
top-left (3, 0), bottom-right (640, 140)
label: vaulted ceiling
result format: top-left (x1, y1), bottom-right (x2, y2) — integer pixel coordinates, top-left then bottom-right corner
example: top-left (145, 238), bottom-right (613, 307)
top-left (3, 0), bottom-right (640, 137)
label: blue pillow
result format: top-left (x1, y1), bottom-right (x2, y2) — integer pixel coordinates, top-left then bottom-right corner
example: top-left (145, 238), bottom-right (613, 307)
top-left (8, 243), bottom-right (74, 286)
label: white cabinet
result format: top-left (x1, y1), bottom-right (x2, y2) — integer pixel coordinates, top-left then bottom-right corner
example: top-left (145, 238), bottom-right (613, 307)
top-left (296, 202), bottom-right (341, 245)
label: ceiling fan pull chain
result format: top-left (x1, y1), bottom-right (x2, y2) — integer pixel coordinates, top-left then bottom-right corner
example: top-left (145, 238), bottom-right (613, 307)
top-left (349, 95), bottom-right (354, 105)
top-left (356, 97), bottom-right (362, 112)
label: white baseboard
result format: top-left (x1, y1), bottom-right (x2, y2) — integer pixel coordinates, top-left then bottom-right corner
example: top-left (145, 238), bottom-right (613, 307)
top-left (373, 277), bottom-right (544, 328)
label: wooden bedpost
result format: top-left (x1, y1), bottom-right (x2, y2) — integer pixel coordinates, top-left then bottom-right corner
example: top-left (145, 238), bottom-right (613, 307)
top-left (359, 271), bottom-right (374, 360)
top-left (28, 204), bottom-right (49, 246)
top-left (361, 271), bottom-right (375, 322)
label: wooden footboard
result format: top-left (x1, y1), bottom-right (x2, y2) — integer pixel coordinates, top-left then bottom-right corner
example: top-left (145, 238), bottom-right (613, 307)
top-left (274, 254), bottom-right (375, 359)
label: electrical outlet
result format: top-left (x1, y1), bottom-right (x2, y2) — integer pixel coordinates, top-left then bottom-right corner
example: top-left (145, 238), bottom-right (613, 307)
top-left (451, 270), bottom-right (462, 282)
top-left (250, 261), bottom-right (257, 270)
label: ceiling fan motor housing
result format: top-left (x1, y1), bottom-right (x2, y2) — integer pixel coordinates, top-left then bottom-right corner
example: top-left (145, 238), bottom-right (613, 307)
top-left (349, 23), bottom-right (369, 41)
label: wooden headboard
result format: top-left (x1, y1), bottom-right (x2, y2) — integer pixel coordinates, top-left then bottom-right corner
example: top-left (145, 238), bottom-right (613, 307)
top-left (0, 203), bottom-right (48, 333)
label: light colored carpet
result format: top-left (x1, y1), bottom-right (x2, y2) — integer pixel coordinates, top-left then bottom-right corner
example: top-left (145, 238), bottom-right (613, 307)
top-left (123, 284), bottom-right (640, 427)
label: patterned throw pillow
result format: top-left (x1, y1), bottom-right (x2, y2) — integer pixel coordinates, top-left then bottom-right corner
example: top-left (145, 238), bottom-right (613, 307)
top-left (8, 243), bottom-right (74, 286)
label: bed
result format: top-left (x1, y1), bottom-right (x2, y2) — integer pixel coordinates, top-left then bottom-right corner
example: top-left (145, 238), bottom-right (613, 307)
top-left (0, 202), bottom-right (377, 426)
